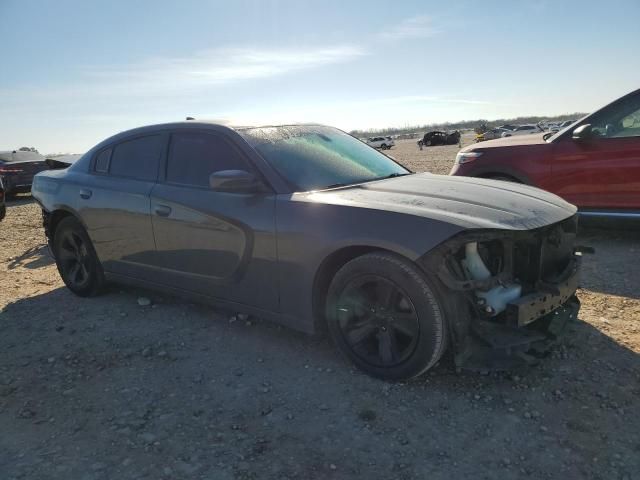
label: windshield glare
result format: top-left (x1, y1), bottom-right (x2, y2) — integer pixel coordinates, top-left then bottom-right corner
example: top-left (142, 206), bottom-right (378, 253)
top-left (239, 126), bottom-right (409, 191)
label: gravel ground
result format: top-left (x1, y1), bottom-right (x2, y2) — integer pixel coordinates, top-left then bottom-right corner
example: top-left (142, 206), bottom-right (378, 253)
top-left (1, 138), bottom-right (639, 480)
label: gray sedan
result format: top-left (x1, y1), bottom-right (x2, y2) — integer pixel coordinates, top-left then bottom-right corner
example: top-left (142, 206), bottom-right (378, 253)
top-left (32, 123), bottom-right (581, 380)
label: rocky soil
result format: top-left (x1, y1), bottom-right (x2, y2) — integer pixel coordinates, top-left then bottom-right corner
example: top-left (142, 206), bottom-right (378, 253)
top-left (0, 139), bottom-right (638, 479)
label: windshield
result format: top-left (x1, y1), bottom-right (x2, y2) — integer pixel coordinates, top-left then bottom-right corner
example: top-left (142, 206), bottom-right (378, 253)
top-left (239, 125), bottom-right (409, 191)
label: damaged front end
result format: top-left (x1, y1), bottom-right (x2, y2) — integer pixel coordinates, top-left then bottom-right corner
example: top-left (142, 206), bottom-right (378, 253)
top-left (421, 214), bottom-right (582, 370)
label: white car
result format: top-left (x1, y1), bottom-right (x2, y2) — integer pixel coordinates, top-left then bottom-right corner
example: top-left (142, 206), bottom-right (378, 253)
top-left (366, 136), bottom-right (395, 150)
top-left (501, 124), bottom-right (544, 137)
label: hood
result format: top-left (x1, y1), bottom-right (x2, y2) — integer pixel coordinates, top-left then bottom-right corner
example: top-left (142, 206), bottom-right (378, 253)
top-left (461, 132), bottom-right (548, 152)
top-left (299, 173), bottom-right (576, 230)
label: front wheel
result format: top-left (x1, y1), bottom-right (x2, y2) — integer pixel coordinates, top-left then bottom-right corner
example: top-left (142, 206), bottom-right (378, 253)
top-left (326, 252), bottom-right (447, 380)
top-left (53, 217), bottom-right (105, 297)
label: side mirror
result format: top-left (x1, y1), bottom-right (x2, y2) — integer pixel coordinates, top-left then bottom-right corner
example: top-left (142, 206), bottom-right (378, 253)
top-left (209, 170), bottom-right (262, 193)
top-left (572, 124), bottom-right (593, 141)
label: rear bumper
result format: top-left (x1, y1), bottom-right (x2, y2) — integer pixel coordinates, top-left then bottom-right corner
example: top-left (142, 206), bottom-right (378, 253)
top-left (2, 174), bottom-right (34, 193)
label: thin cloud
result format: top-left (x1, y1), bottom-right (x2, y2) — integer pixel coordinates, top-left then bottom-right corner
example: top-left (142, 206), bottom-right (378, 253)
top-left (379, 16), bottom-right (439, 40)
top-left (84, 45), bottom-right (366, 94)
top-left (0, 44), bottom-right (367, 112)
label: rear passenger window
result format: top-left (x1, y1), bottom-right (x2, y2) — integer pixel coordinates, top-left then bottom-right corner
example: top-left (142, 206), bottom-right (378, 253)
top-left (109, 135), bottom-right (163, 181)
top-left (167, 132), bottom-right (249, 187)
top-left (94, 148), bottom-right (111, 173)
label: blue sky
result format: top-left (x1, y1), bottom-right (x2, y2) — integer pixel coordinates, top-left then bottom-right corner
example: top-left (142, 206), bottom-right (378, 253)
top-left (1, 0), bottom-right (639, 153)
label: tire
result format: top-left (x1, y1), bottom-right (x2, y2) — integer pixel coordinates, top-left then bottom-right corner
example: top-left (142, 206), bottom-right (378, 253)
top-left (326, 252), bottom-right (447, 380)
top-left (53, 216), bottom-right (104, 297)
top-left (380, 144), bottom-right (387, 149)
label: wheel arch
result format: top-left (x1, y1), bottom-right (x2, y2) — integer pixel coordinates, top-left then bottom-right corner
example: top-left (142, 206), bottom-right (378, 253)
top-left (478, 172), bottom-right (523, 183)
top-left (45, 207), bottom-right (86, 243)
top-left (464, 165), bottom-right (532, 185)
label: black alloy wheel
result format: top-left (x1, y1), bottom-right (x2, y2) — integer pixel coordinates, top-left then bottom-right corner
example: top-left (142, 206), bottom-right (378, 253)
top-left (53, 217), bottom-right (104, 296)
top-left (57, 230), bottom-right (90, 288)
top-left (326, 252), bottom-right (448, 380)
top-left (336, 275), bottom-right (419, 368)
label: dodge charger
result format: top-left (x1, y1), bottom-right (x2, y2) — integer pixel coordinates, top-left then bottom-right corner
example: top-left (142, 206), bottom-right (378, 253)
top-left (32, 123), bottom-right (581, 380)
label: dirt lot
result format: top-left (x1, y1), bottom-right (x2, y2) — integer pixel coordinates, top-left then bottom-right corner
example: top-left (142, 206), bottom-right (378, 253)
top-left (1, 138), bottom-right (639, 480)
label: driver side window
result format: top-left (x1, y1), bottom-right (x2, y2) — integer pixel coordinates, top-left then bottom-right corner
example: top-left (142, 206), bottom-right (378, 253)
top-left (166, 132), bottom-right (250, 188)
top-left (591, 93), bottom-right (640, 138)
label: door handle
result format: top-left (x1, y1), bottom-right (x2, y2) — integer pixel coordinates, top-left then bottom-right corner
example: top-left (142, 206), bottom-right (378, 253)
top-left (154, 204), bottom-right (172, 217)
top-left (79, 188), bottom-right (92, 199)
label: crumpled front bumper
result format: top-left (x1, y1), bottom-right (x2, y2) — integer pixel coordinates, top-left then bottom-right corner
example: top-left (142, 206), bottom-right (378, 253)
top-left (455, 295), bottom-right (580, 371)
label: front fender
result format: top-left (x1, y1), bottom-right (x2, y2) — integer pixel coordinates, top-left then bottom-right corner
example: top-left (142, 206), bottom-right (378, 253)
top-left (275, 199), bottom-right (466, 332)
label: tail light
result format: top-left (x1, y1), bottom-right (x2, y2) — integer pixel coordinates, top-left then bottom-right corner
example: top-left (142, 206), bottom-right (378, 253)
top-left (0, 166), bottom-right (23, 173)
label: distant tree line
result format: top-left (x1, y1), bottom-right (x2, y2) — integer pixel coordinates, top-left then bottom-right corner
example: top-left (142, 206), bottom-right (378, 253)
top-left (350, 113), bottom-right (588, 137)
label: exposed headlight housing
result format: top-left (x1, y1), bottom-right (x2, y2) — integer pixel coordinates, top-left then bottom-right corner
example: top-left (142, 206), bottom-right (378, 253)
top-left (455, 151), bottom-right (483, 164)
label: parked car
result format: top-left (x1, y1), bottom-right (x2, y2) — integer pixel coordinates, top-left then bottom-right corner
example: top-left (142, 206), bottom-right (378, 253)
top-left (0, 149), bottom-right (49, 196)
top-left (0, 177), bottom-right (5, 222)
top-left (422, 130), bottom-right (461, 146)
top-left (451, 88), bottom-right (640, 216)
top-left (500, 124), bottom-right (544, 137)
top-left (497, 124), bottom-right (519, 131)
top-left (366, 136), bottom-right (394, 149)
top-left (33, 122), bottom-right (581, 380)
top-left (557, 119), bottom-right (577, 129)
top-left (546, 123), bottom-right (561, 133)
top-left (475, 128), bottom-right (512, 142)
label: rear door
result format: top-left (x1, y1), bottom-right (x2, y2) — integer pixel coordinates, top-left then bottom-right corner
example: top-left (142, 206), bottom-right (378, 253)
top-left (149, 129), bottom-right (278, 311)
top-left (80, 133), bottom-right (166, 277)
top-left (551, 93), bottom-right (640, 209)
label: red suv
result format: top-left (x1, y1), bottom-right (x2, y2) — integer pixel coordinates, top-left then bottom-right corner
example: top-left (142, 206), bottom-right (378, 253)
top-left (451, 89), bottom-right (640, 217)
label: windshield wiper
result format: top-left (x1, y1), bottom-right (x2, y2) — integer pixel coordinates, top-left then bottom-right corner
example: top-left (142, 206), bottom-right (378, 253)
top-left (383, 172), bottom-right (412, 179)
top-left (321, 173), bottom-right (412, 190)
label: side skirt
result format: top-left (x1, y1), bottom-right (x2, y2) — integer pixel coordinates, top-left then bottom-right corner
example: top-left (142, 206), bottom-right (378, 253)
top-left (104, 272), bottom-right (316, 335)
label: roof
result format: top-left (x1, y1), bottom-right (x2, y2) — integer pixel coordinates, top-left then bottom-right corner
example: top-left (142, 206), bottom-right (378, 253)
top-left (0, 150), bottom-right (45, 162)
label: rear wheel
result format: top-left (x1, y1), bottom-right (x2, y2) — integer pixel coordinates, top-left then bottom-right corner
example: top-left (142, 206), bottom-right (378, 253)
top-left (326, 252), bottom-right (447, 380)
top-left (53, 217), bottom-right (104, 297)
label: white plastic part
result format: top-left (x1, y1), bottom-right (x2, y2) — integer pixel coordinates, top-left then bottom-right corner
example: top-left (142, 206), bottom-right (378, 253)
top-left (462, 242), bottom-right (491, 280)
top-left (461, 242), bottom-right (522, 316)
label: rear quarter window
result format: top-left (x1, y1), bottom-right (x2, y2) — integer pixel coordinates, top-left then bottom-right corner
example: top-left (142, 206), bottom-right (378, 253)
top-left (94, 148), bottom-right (111, 173)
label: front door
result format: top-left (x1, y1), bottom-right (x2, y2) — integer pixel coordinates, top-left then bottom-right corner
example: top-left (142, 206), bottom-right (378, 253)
top-left (150, 130), bottom-right (278, 312)
top-left (551, 92), bottom-right (640, 210)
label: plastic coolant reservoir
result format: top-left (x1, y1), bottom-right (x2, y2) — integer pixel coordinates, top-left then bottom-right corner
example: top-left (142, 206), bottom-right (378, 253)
top-left (461, 242), bottom-right (522, 316)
